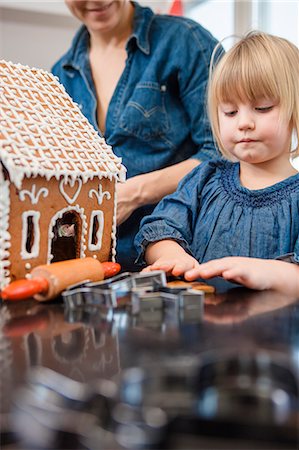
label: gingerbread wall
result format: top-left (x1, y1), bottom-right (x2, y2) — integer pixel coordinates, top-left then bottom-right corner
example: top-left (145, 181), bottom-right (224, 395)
top-left (7, 175), bottom-right (115, 281)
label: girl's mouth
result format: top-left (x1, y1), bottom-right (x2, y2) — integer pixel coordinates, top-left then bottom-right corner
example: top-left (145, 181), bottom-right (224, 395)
top-left (238, 138), bottom-right (258, 144)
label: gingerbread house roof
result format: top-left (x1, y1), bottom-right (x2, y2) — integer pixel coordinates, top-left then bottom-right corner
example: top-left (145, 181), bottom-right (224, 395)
top-left (0, 60), bottom-right (126, 189)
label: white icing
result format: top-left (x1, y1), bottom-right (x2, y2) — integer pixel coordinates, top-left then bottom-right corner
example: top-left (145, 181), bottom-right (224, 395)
top-left (59, 177), bottom-right (82, 204)
top-left (0, 60), bottom-right (126, 190)
top-left (89, 183), bottom-right (111, 205)
top-left (21, 210), bottom-right (40, 259)
top-left (25, 262), bottom-right (31, 270)
top-left (88, 210), bottom-right (104, 252)
top-left (91, 352), bottom-right (114, 372)
top-left (111, 184), bottom-right (117, 262)
top-left (47, 205), bottom-right (87, 263)
top-left (0, 174), bottom-right (11, 289)
top-left (19, 184), bottom-right (49, 204)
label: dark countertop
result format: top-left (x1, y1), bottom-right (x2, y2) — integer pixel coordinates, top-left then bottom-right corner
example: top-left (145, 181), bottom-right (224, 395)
top-left (1, 277), bottom-right (299, 449)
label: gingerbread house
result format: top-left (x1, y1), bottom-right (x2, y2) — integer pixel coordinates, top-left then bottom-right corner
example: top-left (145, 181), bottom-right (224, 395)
top-left (0, 60), bottom-right (126, 289)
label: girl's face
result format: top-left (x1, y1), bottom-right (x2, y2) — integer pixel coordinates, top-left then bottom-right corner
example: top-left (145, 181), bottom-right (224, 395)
top-left (65, 1), bottom-right (131, 33)
top-left (218, 99), bottom-right (292, 167)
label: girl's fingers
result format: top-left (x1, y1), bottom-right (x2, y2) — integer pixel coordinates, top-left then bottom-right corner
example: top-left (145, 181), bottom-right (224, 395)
top-left (144, 258), bottom-right (200, 277)
top-left (171, 264), bottom-right (187, 277)
top-left (185, 266), bottom-right (215, 280)
top-left (143, 260), bottom-right (177, 274)
top-left (185, 258), bottom-right (236, 280)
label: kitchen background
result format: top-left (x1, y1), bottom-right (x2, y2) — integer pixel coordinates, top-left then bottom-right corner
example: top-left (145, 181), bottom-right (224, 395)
top-left (0, 0), bottom-right (298, 71)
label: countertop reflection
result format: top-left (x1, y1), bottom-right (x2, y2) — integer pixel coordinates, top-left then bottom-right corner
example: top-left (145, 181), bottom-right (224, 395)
top-left (1, 280), bottom-right (298, 449)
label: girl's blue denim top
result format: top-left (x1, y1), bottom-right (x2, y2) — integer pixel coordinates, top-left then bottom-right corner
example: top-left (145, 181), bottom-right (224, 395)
top-left (135, 160), bottom-right (299, 265)
top-left (51, 1), bottom-right (221, 270)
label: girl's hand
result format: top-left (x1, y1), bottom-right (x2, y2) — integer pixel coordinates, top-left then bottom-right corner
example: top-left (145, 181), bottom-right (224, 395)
top-left (185, 256), bottom-right (299, 293)
top-left (142, 254), bottom-right (200, 277)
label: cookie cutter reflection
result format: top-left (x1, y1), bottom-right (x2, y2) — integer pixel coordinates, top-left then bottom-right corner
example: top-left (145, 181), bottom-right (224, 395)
top-left (11, 349), bottom-right (299, 449)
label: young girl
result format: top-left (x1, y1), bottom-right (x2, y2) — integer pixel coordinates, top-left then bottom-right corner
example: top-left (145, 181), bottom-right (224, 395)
top-left (134, 31), bottom-right (299, 295)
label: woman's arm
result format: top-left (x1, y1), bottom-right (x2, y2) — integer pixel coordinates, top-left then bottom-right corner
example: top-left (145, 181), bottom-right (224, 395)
top-left (116, 158), bottom-right (199, 225)
top-left (185, 257), bottom-right (299, 296)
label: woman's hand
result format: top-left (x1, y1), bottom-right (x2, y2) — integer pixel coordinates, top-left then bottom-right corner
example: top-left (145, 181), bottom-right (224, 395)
top-left (185, 256), bottom-right (299, 294)
top-left (116, 177), bottom-right (143, 225)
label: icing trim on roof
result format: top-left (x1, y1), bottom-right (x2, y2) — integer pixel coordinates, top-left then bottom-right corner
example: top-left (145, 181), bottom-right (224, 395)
top-left (0, 174), bottom-right (11, 289)
top-left (0, 60), bottom-right (126, 188)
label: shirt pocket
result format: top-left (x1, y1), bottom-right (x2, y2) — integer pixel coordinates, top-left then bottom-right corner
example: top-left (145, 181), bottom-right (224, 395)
top-left (119, 82), bottom-right (169, 141)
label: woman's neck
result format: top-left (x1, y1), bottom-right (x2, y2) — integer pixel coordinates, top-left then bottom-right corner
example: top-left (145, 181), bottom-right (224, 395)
top-left (89, 3), bottom-right (134, 51)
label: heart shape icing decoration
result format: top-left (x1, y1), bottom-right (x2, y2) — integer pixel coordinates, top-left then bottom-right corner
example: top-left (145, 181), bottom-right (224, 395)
top-left (59, 178), bottom-right (82, 204)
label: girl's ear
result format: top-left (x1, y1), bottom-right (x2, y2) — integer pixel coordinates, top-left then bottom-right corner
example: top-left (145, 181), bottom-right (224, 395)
top-left (290, 129), bottom-right (298, 152)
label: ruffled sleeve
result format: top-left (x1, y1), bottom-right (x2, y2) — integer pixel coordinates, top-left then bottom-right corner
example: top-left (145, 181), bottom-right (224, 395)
top-left (276, 235), bottom-right (299, 264)
top-left (134, 160), bottom-right (221, 264)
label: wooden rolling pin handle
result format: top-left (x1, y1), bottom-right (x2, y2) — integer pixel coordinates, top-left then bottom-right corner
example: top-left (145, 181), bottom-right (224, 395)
top-left (1, 260), bottom-right (121, 301)
top-left (1, 277), bottom-right (49, 301)
top-left (101, 261), bottom-right (121, 278)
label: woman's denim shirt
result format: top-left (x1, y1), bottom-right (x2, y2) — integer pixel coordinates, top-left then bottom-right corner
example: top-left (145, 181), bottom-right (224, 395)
top-left (52, 2), bottom-right (221, 270)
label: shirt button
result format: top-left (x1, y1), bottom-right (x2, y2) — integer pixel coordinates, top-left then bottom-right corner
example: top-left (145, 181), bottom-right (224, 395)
top-left (160, 84), bottom-right (167, 92)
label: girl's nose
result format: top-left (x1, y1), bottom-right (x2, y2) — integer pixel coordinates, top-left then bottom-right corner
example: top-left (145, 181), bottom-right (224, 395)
top-left (238, 112), bottom-right (255, 130)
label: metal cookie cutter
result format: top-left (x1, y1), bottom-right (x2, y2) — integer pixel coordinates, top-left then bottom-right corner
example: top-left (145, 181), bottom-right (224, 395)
top-left (62, 272), bottom-right (133, 321)
top-left (131, 291), bottom-right (164, 316)
top-left (62, 285), bottom-right (115, 324)
top-left (61, 271), bottom-right (165, 327)
top-left (130, 270), bottom-right (167, 290)
top-left (82, 271), bottom-right (167, 308)
top-left (164, 288), bottom-right (205, 324)
top-left (86, 272), bottom-right (134, 306)
top-left (131, 285), bottom-right (205, 324)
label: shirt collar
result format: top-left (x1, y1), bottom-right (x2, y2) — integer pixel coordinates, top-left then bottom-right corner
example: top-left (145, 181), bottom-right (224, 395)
top-left (62, 25), bottom-right (90, 70)
top-left (128, 1), bottom-right (154, 55)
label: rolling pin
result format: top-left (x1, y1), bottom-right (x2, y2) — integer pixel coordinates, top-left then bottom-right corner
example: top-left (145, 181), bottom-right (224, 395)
top-left (1, 258), bottom-right (121, 302)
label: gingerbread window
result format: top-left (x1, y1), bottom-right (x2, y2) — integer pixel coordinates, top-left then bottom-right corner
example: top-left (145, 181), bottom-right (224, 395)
top-left (88, 211), bottom-right (104, 251)
top-left (21, 211), bottom-right (40, 259)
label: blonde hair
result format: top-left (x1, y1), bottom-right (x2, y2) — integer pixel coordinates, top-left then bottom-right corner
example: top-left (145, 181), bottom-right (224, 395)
top-left (208, 31), bottom-right (299, 159)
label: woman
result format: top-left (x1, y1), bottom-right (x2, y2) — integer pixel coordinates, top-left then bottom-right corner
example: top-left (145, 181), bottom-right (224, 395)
top-left (52, 0), bottom-right (221, 270)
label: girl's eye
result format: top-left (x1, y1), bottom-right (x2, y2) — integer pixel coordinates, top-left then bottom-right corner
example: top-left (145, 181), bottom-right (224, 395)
top-left (224, 110), bottom-right (237, 117)
top-left (255, 106), bottom-right (274, 112)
